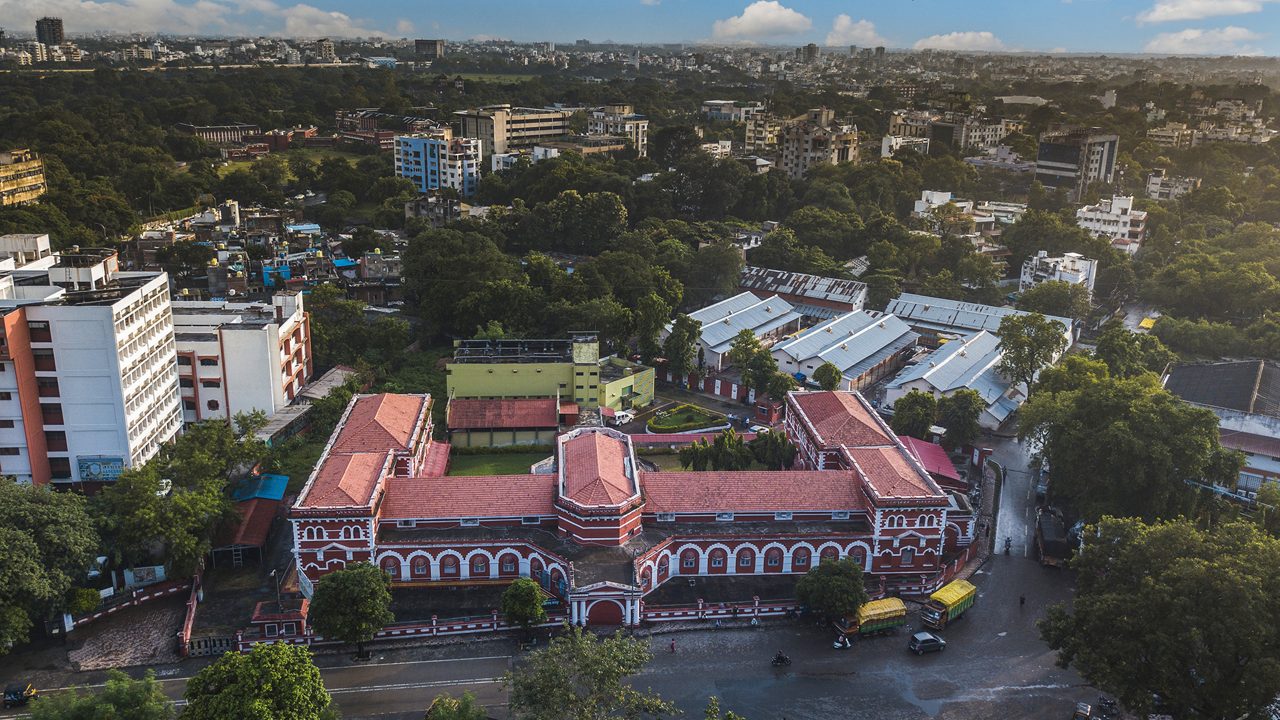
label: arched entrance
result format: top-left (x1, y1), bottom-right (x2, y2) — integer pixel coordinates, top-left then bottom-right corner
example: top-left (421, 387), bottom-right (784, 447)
top-left (586, 600), bottom-right (624, 626)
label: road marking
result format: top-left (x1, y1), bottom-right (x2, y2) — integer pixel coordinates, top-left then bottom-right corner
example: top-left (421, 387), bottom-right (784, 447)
top-left (329, 677), bottom-right (504, 695)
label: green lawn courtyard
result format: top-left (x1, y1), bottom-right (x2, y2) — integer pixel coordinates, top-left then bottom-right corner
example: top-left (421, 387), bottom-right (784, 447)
top-left (447, 452), bottom-right (549, 476)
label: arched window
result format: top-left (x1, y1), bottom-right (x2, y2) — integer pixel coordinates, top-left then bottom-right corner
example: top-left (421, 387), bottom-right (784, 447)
top-left (412, 559), bottom-right (427, 577)
top-left (441, 557), bottom-right (458, 575)
top-left (793, 549), bottom-right (810, 567)
top-left (901, 547), bottom-right (916, 566)
top-left (472, 557), bottom-right (488, 576)
top-left (381, 558), bottom-right (399, 578)
top-left (766, 549), bottom-right (782, 567)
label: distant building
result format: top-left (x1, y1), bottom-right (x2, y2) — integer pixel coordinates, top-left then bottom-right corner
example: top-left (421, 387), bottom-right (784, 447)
top-left (1019, 251), bottom-right (1098, 297)
top-left (171, 291), bottom-right (312, 424)
top-left (964, 145), bottom-right (1034, 173)
top-left (1076, 195), bottom-right (1147, 255)
top-left (414, 39), bottom-right (445, 60)
top-left (779, 108), bottom-right (858, 181)
top-left (885, 331), bottom-right (1025, 431)
top-left (315, 38), bottom-right (336, 63)
top-left (771, 310), bottom-right (919, 391)
top-left (0, 149), bottom-right (47, 207)
top-left (1146, 169), bottom-right (1201, 201)
top-left (802, 43), bottom-right (820, 64)
top-left (738, 265), bottom-right (866, 320)
top-left (1146, 122), bottom-right (1196, 149)
top-left (701, 100), bottom-right (766, 123)
top-left (881, 135), bottom-right (930, 158)
top-left (0, 248), bottom-right (181, 487)
top-left (35, 17), bottom-right (64, 47)
top-left (588, 104), bottom-right (648, 157)
top-left (884, 293), bottom-right (1074, 348)
top-left (746, 114), bottom-right (783, 153)
top-left (455, 105), bottom-right (574, 155)
top-left (1164, 361), bottom-right (1280, 502)
top-left (663, 291), bottom-right (803, 372)
top-left (1034, 128), bottom-right (1119, 200)
top-left (175, 123), bottom-right (261, 145)
top-left (394, 128), bottom-right (483, 198)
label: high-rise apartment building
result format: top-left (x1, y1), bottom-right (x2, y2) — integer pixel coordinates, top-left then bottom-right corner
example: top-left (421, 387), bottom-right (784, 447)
top-left (779, 108), bottom-right (858, 180)
top-left (394, 128), bottom-right (483, 197)
top-left (35, 17), bottom-right (64, 47)
top-left (1034, 128), bottom-right (1119, 200)
top-left (315, 38), bottom-right (336, 63)
top-left (0, 242), bottom-right (181, 487)
top-left (0, 150), bottom-right (47, 207)
top-left (454, 105), bottom-right (574, 155)
top-left (414, 39), bottom-right (445, 59)
top-left (587, 104), bottom-right (649, 157)
top-left (171, 291), bottom-right (311, 424)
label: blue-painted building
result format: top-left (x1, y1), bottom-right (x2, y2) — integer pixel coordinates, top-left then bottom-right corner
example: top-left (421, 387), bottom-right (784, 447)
top-left (394, 130), bottom-right (483, 198)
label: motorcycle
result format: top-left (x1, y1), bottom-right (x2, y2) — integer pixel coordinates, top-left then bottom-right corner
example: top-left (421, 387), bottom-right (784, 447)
top-left (771, 653), bottom-right (792, 667)
top-left (832, 635), bottom-right (852, 650)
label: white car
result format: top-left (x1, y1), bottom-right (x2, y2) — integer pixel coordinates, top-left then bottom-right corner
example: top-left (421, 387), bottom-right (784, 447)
top-left (609, 411), bottom-right (635, 427)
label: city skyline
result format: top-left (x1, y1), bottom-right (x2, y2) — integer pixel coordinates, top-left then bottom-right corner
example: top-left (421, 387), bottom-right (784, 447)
top-left (1, 0), bottom-right (1278, 56)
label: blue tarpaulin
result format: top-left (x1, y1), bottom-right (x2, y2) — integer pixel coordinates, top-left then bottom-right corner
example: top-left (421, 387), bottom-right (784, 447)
top-left (231, 473), bottom-right (288, 502)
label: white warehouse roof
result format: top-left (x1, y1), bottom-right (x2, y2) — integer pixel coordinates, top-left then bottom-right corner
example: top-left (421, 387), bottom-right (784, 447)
top-left (684, 291), bottom-right (804, 354)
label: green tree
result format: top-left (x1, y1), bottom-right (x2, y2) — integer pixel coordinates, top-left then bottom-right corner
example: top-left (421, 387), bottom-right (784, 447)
top-left (813, 362), bottom-right (844, 391)
top-left (1041, 518), bottom-right (1280, 719)
top-left (0, 483), bottom-right (99, 653)
top-left (183, 642), bottom-right (332, 720)
top-left (748, 430), bottom-right (796, 470)
top-left (31, 670), bottom-right (172, 720)
top-left (1017, 281), bottom-right (1091, 320)
top-left (996, 313), bottom-right (1069, 392)
top-left (425, 691), bottom-right (487, 720)
top-left (795, 558), bottom-right (869, 621)
top-left (704, 696), bottom-right (748, 720)
top-left (890, 390), bottom-right (938, 440)
top-left (663, 314), bottom-right (701, 381)
top-left (308, 562), bottom-right (395, 659)
top-left (936, 389), bottom-right (985, 450)
top-left (501, 577), bottom-right (547, 631)
top-left (1019, 372), bottom-right (1239, 522)
top-left (635, 293), bottom-right (672, 364)
top-left (710, 429), bottom-right (754, 471)
top-left (506, 624), bottom-right (676, 720)
top-left (726, 329), bottom-right (763, 373)
top-left (678, 439), bottom-right (713, 472)
top-left (1093, 321), bottom-right (1177, 378)
top-left (763, 371), bottom-right (797, 402)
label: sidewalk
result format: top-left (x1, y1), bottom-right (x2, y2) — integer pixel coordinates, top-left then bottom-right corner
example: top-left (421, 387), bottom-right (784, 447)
top-left (951, 456), bottom-right (1000, 585)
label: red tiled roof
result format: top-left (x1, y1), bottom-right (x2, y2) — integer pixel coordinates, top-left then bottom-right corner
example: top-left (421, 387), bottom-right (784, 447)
top-left (220, 498), bottom-right (279, 548)
top-left (449, 397), bottom-right (558, 430)
top-left (381, 474), bottom-right (556, 519)
top-left (791, 391), bottom-right (893, 448)
top-left (1219, 428), bottom-right (1280, 458)
top-left (641, 471), bottom-right (864, 513)
top-left (299, 452), bottom-right (389, 508)
top-left (562, 431), bottom-right (636, 506)
top-left (559, 402), bottom-right (579, 415)
top-left (846, 446), bottom-right (941, 499)
top-left (330, 394), bottom-right (426, 455)
top-left (898, 435), bottom-right (962, 483)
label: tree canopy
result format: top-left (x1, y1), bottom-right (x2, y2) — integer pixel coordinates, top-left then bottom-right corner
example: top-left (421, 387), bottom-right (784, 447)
top-left (891, 390), bottom-right (938, 440)
top-left (1042, 518), bottom-right (1280, 719)
top-left (795, 558), bottom-right (869, 621)
top-left (183, 642), bottom-right (333, 720)
top-left (506, 624), bottom-right (676, 720)
top-left (309, 562), bottom-right (395, 658)
top-left (502, 577), bottom-right (548, 630)
top-left (996, 313), bottom-right (1069, 392)
top-left (31, 670), bottom-right (172, 720)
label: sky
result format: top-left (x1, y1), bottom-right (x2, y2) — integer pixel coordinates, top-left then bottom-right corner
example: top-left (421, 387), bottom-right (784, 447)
top-left (3, 0), bottom-right (1279, 55)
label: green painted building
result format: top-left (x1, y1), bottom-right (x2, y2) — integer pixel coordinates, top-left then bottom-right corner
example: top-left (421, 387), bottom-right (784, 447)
top-left (445, 333), bottom-right (653, 411)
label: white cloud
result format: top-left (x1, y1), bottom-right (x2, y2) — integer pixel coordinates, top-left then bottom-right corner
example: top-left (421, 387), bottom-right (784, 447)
top-left (395, 19), bottom-right (414, 35)
top-left (641, 0), bottom-right (661, 5)
top-left (1143, 25), bottom-right (1264, 54)
top-left (913, 31), bottom-right (1007, 51)
top-left (0, 0), bottom-right (386, 37)
top-left (1137, 0), bottom-right (1273, 23)
top-left (711, 1), bottom-right (812, 41)
top-left (824, 15), bottom-right (887, 47)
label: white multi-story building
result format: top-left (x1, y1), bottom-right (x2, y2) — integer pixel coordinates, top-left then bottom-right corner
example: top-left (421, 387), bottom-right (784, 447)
top-left (779, 108), bottom-right (858, 180)
top-left (1020, 251), bottom-right (1099, 297)
top-left (1146, 122), bottom-right (1196, 149)
top-left (1146, 169), bottom-right (1201, 201)
top-left (588, 104), bottom-right (649, 157)
top-left (0, 248), bottom-right (181, 486)
top-left (1076, 195), bottom-right (1148, 255)
top-left (171, 291), bottom-right (312, 424)
top-left (702, 100), bottom-right (765, 123)
top-left (881, 135), bottom-right (930, 158)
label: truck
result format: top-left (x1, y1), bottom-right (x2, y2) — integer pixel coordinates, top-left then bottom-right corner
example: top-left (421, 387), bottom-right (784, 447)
top-left (920, 579), bottom-right (976, 630)
top-left (834, 597), bottom-right (908, 642)
top-left (1036, 508), bottom-right (1071, 568)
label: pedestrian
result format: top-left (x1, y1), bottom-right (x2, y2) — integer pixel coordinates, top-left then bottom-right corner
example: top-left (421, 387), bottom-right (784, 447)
top-left (1019, 595), bottom-right (1026, 608)
top-left (670, 638), bottom-right (676, 653)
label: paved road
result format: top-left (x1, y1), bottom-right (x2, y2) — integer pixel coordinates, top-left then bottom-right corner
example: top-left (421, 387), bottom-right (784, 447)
top-left (989, 434), bottom-right (1041, 559)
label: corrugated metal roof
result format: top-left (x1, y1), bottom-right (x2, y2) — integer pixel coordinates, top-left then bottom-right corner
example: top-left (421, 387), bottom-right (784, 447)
top-left (688, 292), bottom-right (803, 353)
top-left (885, 293), bottom-right (1072, 338)
top-left (774, 311), bottom-right (919, 380)
top-left (889, 331), bottom-right (1012, 406)
top-left (740, 266), bottom-right (867, 306)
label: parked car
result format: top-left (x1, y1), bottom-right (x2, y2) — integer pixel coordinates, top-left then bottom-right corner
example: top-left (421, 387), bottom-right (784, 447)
top-left (608, 411), bottom-right (635, 427)
top-left (908, 631), bottom-right (947, 655)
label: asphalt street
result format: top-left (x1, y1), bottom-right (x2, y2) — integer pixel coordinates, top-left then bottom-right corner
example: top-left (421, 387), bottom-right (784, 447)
top-left (0, 433), bottom-right (1087, 720)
